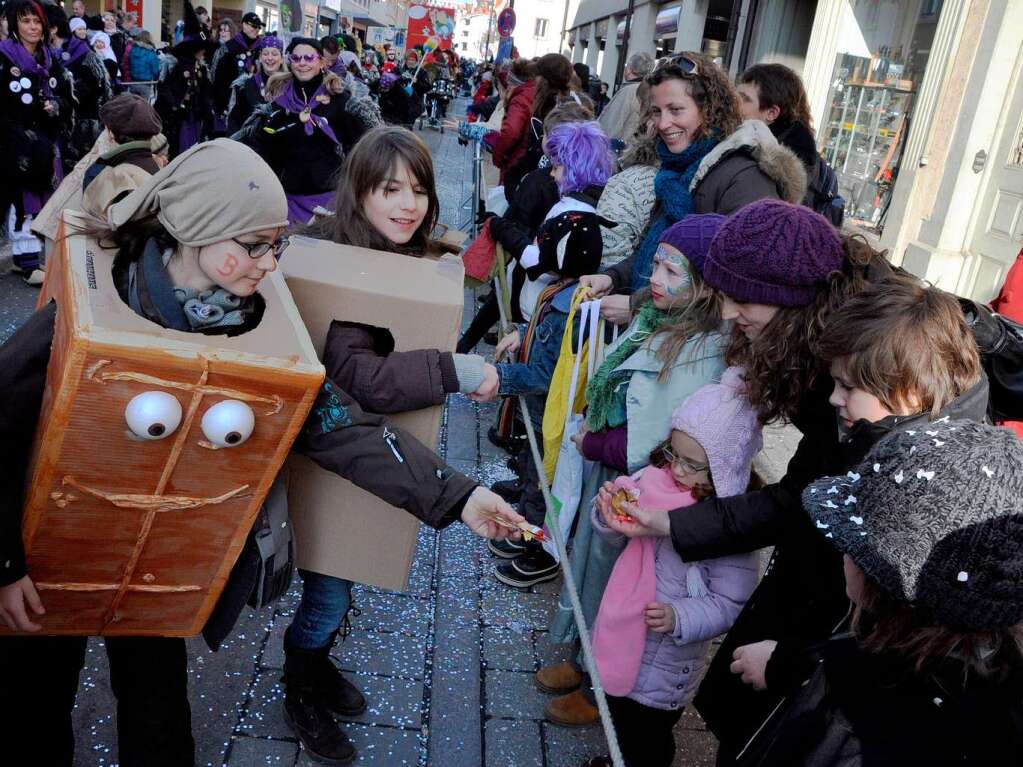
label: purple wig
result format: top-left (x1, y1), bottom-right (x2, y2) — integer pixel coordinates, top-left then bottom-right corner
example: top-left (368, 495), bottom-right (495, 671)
top-left (543, 121), bottom-right (614, 195)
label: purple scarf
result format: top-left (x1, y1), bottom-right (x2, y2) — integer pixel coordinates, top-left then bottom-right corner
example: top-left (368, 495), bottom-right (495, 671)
top-left (61, 37), bottom-right (90, 68)
top-left (273, 78), bottom-right (339, 145)
top-left (0, 38), bottom-right (55, 99)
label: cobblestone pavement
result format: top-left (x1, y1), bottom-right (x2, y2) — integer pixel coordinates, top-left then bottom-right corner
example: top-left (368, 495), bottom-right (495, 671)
top-left (3, 113), bottom-right (797, 766)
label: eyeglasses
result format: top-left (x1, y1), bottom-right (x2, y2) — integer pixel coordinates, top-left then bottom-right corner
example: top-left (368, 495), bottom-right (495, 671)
top-left (660, 446), bottom-right (709, 475)
top-left (289, 52), bottom-right (320, 64)
top-left (232, 235), bottom-right (291, 259)
top-left (654, 53), bottom-right (700, 77)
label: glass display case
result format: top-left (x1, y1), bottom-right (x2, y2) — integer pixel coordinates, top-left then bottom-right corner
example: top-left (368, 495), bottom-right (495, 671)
top-left (816, 0), bottom-right (943, 232)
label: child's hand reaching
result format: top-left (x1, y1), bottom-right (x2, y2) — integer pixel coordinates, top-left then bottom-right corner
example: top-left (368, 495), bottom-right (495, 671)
top-left (494, 329), bottom-right (521, 361)
top-left (569, 419), bottom-right (590, 454)
top-left (469, 363), bottom-right (500, 403)
top-left (596, 481), bottom-right (671, 537)
top-left (0, 575), bottom-right (45, 632)
top-left (644, 602), bottom-right (675, 633)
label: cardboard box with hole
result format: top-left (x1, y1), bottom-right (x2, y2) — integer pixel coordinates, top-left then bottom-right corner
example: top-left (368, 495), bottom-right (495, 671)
top-left (281, 237), bottom-right (465, 592)
top-left (2, 221), bottom-right (324, 636)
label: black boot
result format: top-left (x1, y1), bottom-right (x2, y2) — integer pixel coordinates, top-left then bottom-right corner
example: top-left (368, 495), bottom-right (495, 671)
top-left (283, 631), bottom-right (358, 765)
top-left (313, 631), bottom-right (367, 717)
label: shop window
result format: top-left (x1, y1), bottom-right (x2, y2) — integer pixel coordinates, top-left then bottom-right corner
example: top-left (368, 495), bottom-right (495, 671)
top-left (534, 18), bottom-right (549, 38)
top-left (818, 0), bottom-right (944, 232)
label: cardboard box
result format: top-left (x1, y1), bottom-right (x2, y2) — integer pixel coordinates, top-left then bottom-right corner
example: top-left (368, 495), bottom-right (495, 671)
top-left (4, 220), bottom-right (324, 636)
top-left (281, 237), bottom-right (464, 592)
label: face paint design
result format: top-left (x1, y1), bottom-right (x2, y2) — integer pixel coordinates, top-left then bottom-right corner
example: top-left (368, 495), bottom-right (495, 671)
top-left (215, 253), bottom-right (239, 278)
top-left (650, 243), bottom-right (692, 306)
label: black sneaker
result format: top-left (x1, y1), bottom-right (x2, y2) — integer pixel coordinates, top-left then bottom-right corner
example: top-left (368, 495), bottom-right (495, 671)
top-left (488, 425), bottom-right (528, 452)
top-left (488, 538), bottom-right (528, 559)
top-left (494, 549), bottom-right (560, 588)
top-left (491, 478), bottom-right (524, 503)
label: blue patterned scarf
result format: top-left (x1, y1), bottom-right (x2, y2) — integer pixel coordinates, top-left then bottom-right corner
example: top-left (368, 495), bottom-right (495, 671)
top-left (629, 136), bottom-right (718, 290)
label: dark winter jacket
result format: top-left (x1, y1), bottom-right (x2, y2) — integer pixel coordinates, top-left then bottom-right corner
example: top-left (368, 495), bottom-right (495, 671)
top-left (155, 52), bottom-right (213, 157)
top-left (602, 120), bottom-right (807, 293)
top-left (66, 49), bottom-right (110, 120)
top-left (769, 117), bottom-right (818, 171)
top-left (0, 43), bottom-right (73, 214)
top-left (243, 71), bottom-right (375, 195)
top-left (491, 79), bottom-right (535, 182)
top-left (321, 320), bottom-right (463, 414)
top-left (671, 371), bottom-right (990, 755)
top-left (211, 33), bottom-right (260, 116)
top-left (489, 166), bottom-right (560, 260)
top-left (737, 634), bottom-right (1023, 767)
top-left (0, 282), bottom-right (477, 647)
top-left (227, 72), bottom-right (267, 135)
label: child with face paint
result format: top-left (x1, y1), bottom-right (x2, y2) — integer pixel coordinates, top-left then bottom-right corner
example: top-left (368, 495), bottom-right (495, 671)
top-left (589, 368), bottom-right (761, 766)
top-left (538, 214), bottom-right (730, 727)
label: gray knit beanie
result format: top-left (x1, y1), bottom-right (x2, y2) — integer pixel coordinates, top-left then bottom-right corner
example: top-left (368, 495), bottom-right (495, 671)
top-left (802, 420), bottom-right (1023, 631)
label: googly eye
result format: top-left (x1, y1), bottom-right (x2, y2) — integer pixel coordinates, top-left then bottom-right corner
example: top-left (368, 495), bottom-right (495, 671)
top-left (201, 400), bottom-right (255, 448)
top-left (125, 391), bottom-right (182, 440)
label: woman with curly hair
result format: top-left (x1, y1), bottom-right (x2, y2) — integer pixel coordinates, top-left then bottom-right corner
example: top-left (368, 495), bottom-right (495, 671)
top-left (582, 52), bottom-right (807, 322)
top-left (595, 200), bottom-right (905, 764)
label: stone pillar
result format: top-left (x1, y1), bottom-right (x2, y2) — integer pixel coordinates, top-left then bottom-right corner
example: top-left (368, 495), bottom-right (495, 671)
top-left (675, 0), bottom-right (708, 53)
top-left (626, 0), bottom-right (658, 60)
top-left (600, 14), bottom-right (621, 85)
top-left (585, 22), bottom-right (600, 71)
top-left (142, 0), bottom-right (163, 44)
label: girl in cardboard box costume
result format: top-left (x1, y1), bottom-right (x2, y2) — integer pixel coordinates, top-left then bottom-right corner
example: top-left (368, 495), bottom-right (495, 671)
top-left (0, 139), bottom-right (523, 767)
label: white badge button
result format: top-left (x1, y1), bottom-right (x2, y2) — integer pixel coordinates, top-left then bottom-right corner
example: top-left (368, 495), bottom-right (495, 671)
top-left (21, 92), bottom-right (33, 104)
top-left (9, 80), bottom-right (21, 93)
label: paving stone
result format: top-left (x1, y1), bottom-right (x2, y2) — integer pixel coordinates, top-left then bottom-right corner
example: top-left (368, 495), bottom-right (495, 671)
top-left (259, 615), bottom-right (289, 671)
top-left (544, 720), bottom-right (609, 767)
top-left (535, 631), bottom-right (576, 669)
top-left (673, 728), bottom-right (718, 767)
top-left (481, 579), bottom-right (555, 631)
top-left (349, 589), bottom-right (432, 637)
top-left (296, 724), bottom-right (425, 766)
top-left (485, 670), bottom-right (546, 720)
top-left (485, 719), bottom-right (543, 767)
top-left (483, 626), bottom-right (536, 671)
top-left (225, 735), bottom-right (298, 765)
top-left (235, 670), bottom-right (291, 739)
top-left (335, 629), bottom-right (426, 679)
top-left (341, 674), bottom-right (425, 729)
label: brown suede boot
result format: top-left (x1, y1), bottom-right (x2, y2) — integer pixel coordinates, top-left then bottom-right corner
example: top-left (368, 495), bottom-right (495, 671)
top-left (544, 689), bottom-right (599, 727)
top-left (535, 661), bottom-right (583, 694)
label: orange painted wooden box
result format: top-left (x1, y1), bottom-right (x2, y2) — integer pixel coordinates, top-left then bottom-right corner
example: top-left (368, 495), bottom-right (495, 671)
top-left (3, 221), bottom-right (324, 636)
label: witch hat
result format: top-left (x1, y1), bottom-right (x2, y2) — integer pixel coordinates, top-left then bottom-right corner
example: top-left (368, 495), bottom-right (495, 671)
top-left (174, 0), bottom-right (217, 56)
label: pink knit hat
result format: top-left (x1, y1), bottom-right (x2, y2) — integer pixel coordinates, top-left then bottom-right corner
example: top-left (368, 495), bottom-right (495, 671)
top-left (671, 367), bottom-right (763, 497)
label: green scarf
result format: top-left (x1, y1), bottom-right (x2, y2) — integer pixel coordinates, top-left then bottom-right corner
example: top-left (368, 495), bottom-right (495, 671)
top-left (585, 301), bottom-right (671, 431)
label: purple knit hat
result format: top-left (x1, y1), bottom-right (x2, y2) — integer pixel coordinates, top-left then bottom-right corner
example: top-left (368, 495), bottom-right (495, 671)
top-left (702, 200), bottom-right (844, 307)
top-left (658, 213), bottom-right (727, 275)
top-left (671, 367), bottom-right (763, 497)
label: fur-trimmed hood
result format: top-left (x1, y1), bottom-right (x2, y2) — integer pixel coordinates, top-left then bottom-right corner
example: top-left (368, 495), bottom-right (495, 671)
top-left (264, 70), bottom-right (345, 101)
top-left (690, 119), bottom-right (807, 204)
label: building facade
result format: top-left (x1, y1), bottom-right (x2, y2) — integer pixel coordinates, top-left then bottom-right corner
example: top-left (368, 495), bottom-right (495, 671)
top-left (565, 0), bottom-right (1023, 302)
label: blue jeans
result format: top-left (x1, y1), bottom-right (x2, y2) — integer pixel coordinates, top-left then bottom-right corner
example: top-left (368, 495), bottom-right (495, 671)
top-left (288, 569), bottom-right (354, 650)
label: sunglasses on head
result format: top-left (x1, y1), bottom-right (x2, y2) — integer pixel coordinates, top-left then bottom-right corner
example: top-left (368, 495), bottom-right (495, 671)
top-left (654, 53), bottom-right (700, 77)
top-left (289, 52), bottom-right (320, 64)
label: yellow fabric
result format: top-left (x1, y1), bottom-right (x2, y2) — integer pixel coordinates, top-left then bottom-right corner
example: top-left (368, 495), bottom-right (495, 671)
top-left (541, 287), bottom-right (591, 481)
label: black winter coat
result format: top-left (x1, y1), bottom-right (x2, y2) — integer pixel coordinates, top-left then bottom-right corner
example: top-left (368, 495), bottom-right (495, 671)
top-left (489, 166), bottom-right (560, 260)
top-left (227, 72), bottom-right (267, 135)
top-left (0, 44), bottom-right (73, 220)
top-left (738, 634), bottom-right (1023, 767)
top-left (155, 52), bottom-right (213, 158)
top-left (243, 73), bottom-right (369, 195)
top-left (212, 35), bottom-right (259, 116)
top-left (670, 374), bottom-right (990, 756)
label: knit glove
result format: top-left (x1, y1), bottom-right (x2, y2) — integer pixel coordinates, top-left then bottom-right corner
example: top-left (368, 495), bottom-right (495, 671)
top-left (452, 353), bottom-right (487, 394)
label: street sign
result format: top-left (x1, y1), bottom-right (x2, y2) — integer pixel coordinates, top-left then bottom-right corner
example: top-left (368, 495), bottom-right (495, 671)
top-left (496, 35), bottom-right (514, 64)
top-left (496, 7), bottom-right (516, 37)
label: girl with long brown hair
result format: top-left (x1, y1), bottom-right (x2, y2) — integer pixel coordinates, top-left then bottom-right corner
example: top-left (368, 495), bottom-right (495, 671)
top-left (281, 126), bottom-right (500, 761)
